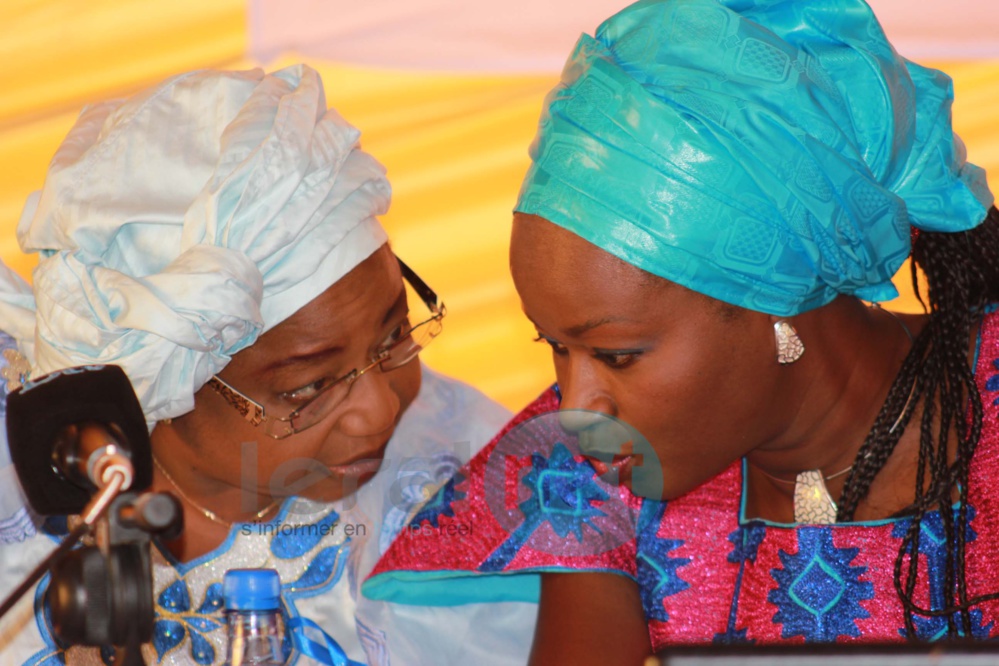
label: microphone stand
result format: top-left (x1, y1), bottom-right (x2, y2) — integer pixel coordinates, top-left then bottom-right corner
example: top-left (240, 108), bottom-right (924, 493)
top-left (0, 443), bottom-right (179, 666)
top-left (0, 453), bottom-right (130, 618)
top-left (0, 520), bottom-right (89, 619)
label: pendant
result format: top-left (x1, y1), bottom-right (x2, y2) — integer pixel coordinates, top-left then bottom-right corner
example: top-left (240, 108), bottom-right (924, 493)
top-left (793, 469), bottom-right (837, 524)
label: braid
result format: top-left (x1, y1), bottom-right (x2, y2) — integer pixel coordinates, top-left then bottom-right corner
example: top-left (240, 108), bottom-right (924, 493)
top-left (835, 206), bottom-right (999, 637)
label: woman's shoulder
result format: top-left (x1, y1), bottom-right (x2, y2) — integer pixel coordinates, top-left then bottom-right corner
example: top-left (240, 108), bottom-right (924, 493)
top-left (364, 386), bottom-right (643, 601)
top-left (979, 305), bottom-right (999, 353)
top-left (976, 305), bottom-right (999, 409)
top-left (395, 365), bottom-right (512, 456)
top-left (973, 306), bottom-right (999, 479)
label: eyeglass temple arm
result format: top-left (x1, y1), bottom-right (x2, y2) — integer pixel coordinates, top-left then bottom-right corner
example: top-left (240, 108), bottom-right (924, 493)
top-left (396, 257), bottom-right (443, 314)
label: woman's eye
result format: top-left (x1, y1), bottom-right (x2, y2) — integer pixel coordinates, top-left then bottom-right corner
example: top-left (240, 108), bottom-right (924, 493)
top-left (533, 334), bottom-right (567, 355)
top-left (281, 376), bottom-right (331, 404)
top-left (378, 320), bottom-right (412, 352)
top-left (594, 351), bottom-right (642, 369)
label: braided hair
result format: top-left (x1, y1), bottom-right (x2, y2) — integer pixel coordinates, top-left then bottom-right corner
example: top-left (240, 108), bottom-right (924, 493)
top-left (836, 205), bottom-right (999, 637)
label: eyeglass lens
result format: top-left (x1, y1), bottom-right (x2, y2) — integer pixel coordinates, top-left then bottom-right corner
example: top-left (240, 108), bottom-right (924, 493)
top-left (266, 314), bottom-right (443, 438)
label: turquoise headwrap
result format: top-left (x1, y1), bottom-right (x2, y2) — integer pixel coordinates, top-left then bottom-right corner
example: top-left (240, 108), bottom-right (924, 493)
top-left (515, 0), bottom-right (992, 315)
top-left (0, 65), bottom-right (390, 427)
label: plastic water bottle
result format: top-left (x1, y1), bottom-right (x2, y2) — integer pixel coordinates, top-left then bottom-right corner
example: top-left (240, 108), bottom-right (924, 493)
top-left (222, 568), bottom-right (285, 665)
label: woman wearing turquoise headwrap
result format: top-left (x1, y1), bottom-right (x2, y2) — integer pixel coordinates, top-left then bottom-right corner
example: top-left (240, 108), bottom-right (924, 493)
top-left (0, 66), bottom-right (538, 665)
top-left (365, 0), bottom-right (999, 661)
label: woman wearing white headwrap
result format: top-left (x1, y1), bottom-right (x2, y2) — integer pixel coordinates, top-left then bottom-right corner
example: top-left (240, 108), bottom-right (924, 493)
top-left (0, 65), bottom-right (535, 665)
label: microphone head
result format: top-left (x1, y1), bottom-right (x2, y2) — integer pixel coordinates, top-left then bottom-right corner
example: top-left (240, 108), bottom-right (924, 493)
top-left (6, 365), bottom-right (152, 515)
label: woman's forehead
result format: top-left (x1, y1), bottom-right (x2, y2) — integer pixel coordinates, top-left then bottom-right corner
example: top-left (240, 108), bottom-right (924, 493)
top-left (512, 215), bottom-right (659, 302)
top-left (513, 215), bottom-right (641, 277)
top-left (245, 248), bottom-right (404, 359)
top-left (511, 215), bottom-right (742, 336)
top-left (514, 234), bottom-right (642, 335)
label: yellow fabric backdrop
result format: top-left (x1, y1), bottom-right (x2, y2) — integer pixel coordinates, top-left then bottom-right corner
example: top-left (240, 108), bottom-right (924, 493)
top-left (2, 1), bottom-right (998, 411)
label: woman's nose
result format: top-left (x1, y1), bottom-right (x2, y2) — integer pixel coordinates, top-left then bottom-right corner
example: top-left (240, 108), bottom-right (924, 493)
top-left (556, 357), bottom-right (616, 421)
top-left (334, 367), bottom-right (400, 438)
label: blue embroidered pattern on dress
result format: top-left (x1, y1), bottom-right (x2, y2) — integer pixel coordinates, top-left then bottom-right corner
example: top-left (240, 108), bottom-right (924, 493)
top-left (271, 508), bottom-right (340, 559)
top-left (714, 522), bottom-right (768, 645)
top-left (769, 527), bottom-right (874, 641)
top-left (277, 508), bottom-right (352, 665)
top-left (154, 580), bottom-right (224, 664)
top-left (30, 504), bottom-right (351, 665)
top-left (284, 543), bottom-right (350, 596)
top-left (411, 471), bottom-right (466, 528)
top-left (480, 441), bottom-right (610, 572)
top-left (636, 500), bottom-right (690, 622)
top-left (891, 509), bottom-right (993, 640)
top-left (985, 359), bottom-right (999, 406)
top-left (727, 523), bottom-right (767, 565)
top-left (380, 450), bottom-right (466, 553)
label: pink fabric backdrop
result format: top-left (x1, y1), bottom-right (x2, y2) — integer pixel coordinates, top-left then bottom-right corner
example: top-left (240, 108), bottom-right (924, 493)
top-left (250, 0), bottom-right (999, 72)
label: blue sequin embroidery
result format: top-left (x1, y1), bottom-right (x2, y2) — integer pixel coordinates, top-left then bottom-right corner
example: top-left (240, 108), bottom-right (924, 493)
top-left (480, 442), bottom-right (610, 572)
top-left (769, 527), bottom-right (874, 641)
top-left (985, 359), bottom-right (999, 406)
top-left (153, 579), bottom-right (224, 664)
top-left (411, 472), bottom-right (466, 528)
top-left (635, 500), bottom-right (690, 622)
top-left (714, 522), bottom-right (768, 645)
top-left (891, 509), bottom-right (993, 640)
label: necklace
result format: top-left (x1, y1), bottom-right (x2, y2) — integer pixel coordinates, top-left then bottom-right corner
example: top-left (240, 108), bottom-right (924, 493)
top-left (758, 304), bottom-right (917, 523)
top-left (153, 456), bottom-right (279, 528)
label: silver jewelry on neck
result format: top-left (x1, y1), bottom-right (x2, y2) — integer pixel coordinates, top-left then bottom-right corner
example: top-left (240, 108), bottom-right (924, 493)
top-left (760, 462), bottom-right (858, 524)
top-left (792, 470), bottom-right (839, 523)
top-left (870, 302), bottom-right (914, 344)
top-left (760, 304), bottom-right (916, 523)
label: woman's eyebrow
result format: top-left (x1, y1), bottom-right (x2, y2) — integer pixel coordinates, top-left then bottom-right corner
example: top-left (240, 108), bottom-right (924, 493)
top-left (262, 344), bottom-right (346, 374)
top-left (565, 316), bottom-right (631, 338)
top-left (525, 308), bottom-right (633, 338)
top-left (261, 285), bottom-right (408, 375)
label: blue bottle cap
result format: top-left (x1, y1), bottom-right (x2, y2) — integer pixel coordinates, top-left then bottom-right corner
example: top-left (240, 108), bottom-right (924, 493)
top-left (223, 568), bottom-right (281, 611)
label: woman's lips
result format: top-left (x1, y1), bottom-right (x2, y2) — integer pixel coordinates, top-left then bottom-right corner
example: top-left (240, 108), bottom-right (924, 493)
top-left (326, 457), bottom-right (384, 478)
top-left (326, 440), bottom-right (390, 479)
top-left (584, 454), bottom-right (635, 484)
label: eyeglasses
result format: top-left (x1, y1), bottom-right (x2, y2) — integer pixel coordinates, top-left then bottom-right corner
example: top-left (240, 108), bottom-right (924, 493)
top-left (207, 258), bottom-right (445, 439)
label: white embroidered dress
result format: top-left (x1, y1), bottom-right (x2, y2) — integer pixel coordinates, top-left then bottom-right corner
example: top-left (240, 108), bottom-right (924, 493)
top-left (0, 332), bottom-right (536, 665)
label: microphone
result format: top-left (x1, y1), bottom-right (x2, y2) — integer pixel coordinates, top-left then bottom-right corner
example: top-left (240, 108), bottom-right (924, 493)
top-left (1, 364), bottom-right (177, 665)
top-left (6, 365), bottom-right (152, 516)
top-left (52, 422), bottom-right (136, 495)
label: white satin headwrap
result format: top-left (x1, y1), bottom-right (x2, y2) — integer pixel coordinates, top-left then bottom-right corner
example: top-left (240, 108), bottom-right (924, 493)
top-left (0, 64), bottom-right (390, 427)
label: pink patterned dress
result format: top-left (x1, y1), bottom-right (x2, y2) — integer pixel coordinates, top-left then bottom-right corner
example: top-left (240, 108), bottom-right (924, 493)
top-left (365, 309), bottom-right (999, 649)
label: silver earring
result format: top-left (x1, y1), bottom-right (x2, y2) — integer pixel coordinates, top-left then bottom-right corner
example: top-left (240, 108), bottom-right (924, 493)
top-left (774, 320), bottom-right (804, 364)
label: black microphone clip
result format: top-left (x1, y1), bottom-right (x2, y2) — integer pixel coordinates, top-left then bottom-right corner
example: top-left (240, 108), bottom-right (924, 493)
top-left (6, 365), bottom-right (152, 516)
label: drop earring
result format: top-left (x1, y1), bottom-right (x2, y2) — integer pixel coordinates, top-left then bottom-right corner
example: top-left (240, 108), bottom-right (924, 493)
top-left (774, 320), bottom-right (804, 364)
